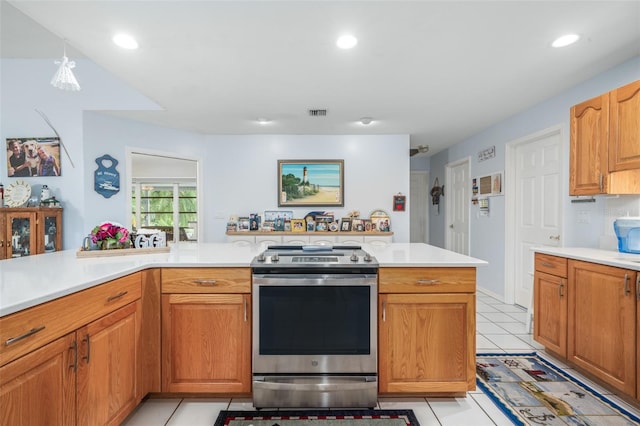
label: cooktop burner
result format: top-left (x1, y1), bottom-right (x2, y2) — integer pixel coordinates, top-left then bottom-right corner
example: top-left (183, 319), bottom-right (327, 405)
top-left (251, 245), bottom-right (377, 268)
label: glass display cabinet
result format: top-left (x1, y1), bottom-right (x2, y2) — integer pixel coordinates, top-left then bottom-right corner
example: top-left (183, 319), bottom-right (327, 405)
top-left (0, 207), bottom-right (63, 259)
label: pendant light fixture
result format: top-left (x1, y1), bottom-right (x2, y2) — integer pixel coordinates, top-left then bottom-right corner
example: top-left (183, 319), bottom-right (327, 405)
top-left (51, 40), bottom-right (81, 91)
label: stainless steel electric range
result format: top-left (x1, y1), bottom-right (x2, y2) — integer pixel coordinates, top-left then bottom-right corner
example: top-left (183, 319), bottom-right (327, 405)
top-left (251, 245), bottom-right (378, 409)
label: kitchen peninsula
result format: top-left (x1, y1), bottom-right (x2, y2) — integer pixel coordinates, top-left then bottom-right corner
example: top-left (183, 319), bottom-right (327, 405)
top-left (0, 243), bottom-right (487, 425)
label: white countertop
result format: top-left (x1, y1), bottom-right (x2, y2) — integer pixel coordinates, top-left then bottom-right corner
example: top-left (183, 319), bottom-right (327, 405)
top-left (0, 242), bottom-right (487, 317)
top-left (533, 246), bottom-right (640, 271)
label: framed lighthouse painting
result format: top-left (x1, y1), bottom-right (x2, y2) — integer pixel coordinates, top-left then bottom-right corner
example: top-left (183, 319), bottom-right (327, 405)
top-left (278, 159), bottom-right (344, 207)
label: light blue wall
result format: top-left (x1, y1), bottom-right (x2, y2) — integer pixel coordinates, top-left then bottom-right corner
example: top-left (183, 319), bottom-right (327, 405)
top-left (1, 58), bottom-right (160, 248)
top-left (2, 58), bottom-right (411, 247)
top-left (429, 56), bottom-right (640, 298)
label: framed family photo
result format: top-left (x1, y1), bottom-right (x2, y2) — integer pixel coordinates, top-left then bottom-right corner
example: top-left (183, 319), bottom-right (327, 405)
top-left (278, 159), bottom-right (344, 207)
top-left (6, 137), bottom-right (61, 177)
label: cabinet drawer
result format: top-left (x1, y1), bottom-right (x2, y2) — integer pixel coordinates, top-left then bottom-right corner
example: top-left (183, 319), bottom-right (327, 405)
top-left (162, 268), bottom-right (250, 293)
top-left (0, 273), bottom-right (141, 367)
top-left (535, 253), bottom-right (567, 278)
top-left (379, 267), bottom-right (475, 293)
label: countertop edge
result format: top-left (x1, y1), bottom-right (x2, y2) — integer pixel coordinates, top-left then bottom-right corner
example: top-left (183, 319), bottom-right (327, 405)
top-left (1, 243), bottom-right (487, 317)
top-left (532, 247), bottom-right (640, 271)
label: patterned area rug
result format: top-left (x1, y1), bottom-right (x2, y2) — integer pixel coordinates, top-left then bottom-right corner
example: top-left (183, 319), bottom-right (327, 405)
top-left (476, 352), bottom-right (640, 425)
top-left (213, 409), bottom-right (420, 426)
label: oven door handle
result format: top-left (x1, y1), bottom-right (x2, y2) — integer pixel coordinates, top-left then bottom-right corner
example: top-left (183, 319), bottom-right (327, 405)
top-left (253, 376), bottom-right (376, 392)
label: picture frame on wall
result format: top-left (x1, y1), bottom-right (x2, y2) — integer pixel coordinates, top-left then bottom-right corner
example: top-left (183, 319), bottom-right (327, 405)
top-left (7, 137), bottom-right (61, 177)
top-left (278, 159), bottom-right (344, 207)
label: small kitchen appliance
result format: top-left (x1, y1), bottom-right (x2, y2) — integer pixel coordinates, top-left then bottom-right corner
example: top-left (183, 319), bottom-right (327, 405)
top-left (614, 217), bottom-right (640, 254)
top-left (251, 245), bottom-right (378, 409)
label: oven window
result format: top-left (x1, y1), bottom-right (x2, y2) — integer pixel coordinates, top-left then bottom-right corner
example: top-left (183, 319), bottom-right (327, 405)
top-left (259, 286), bottom-right (370, 355)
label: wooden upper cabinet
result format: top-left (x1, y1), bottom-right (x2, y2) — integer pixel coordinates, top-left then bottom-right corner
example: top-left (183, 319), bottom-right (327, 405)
top-left (570, 93), bottom-right (609, 195)
top-left (610, 80), bottom-right (640, 172)
top-left (570, 80), bottom-right (640, 195)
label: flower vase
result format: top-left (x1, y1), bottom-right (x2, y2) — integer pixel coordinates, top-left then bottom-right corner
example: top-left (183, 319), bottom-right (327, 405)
top-left (100, 240), bottom-right (125, 250)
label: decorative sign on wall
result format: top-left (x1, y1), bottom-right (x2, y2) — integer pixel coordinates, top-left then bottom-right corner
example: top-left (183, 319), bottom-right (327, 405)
top-left (477, 146), bottom-right (495, 162)
top-left (94, 154), bottom-right (120, 198)
top-left (393, 193), bottom-right (406, 211)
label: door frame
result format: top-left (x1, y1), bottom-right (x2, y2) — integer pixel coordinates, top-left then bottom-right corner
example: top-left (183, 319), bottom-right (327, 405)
top-left (445, 157), bottom-right (471, 254)
top-left (504, 124), bottom-right (563, 304)
top-left (125, 147), bottom-right (202, 242)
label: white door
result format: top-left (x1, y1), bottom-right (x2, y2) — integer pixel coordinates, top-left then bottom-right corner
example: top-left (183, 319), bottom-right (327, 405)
top-left (445, 159), bottom-right (470, 255)
top-left (508, 127), bottom-right (562, 308)
top-left (410, 171), bottom-right (429, 243)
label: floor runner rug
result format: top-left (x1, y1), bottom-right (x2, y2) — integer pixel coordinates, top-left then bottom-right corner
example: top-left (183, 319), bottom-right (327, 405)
top-left (214, 409), bottom-right (420, 426)
top-left (477, 352), bottom-right (640, 425)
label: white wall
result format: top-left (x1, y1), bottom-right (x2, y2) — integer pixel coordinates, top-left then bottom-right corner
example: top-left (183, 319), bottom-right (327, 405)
top-left (429, 56), bottom-right (640, 299)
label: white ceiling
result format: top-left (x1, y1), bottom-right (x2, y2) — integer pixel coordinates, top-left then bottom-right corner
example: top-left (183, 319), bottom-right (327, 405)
top-left (2, 1), bottom-right (639, 156)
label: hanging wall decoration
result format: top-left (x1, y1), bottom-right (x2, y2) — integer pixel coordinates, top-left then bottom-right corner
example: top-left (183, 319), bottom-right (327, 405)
top-left (94, 154), bottom-right (120, 198)
top-left (430, 178), bottom-right (444, 214)
top-left (393, 193), bottom-right (406, 211)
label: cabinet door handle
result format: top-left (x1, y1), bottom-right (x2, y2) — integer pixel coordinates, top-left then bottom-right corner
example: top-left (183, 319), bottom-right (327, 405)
top-left (599, 174), bottom-right (604, 192)
top-left (541, 262), bottom-right (554, 268)
top-left (193, 279), bottom-right (217, 286)
top-left (623, 274), bottom-right (630, 296)
top-left (107, 291), bottom-right (128, 302)
top-left (382, 300), bottom-right (386, 322)
top-left (559, 281), bottom-right (564, 297)
top-left (5, 325), bottom-right (46, 346)
top-left (69, 339), bottom-right (78, 372)
top-left (82, 334), bottom-right (91, 364)
top-left (636, 275), bottom-right (640, 300)
top-left (417, 279), bottom-right (440, 285)
top-left (243, 299), bottom-right (248, 322)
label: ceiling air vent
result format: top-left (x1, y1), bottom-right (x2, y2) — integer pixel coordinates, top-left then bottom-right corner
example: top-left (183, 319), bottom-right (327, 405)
top-left (308, 109), bottom-right (327, 117)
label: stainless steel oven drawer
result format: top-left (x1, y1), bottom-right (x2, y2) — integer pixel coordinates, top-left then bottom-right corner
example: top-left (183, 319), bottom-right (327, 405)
top-left (252, 375), bottom-right (377, 409)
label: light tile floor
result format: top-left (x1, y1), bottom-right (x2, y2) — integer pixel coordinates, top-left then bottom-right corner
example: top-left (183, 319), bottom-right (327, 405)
top-left (122, 292), bottom-right (640, 426)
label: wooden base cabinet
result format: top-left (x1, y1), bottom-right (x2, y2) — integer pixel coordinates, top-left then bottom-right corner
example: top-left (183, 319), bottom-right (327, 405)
top-left (378, 267), bottom-right (476, 394)
top-left (0, 273), bottom-right (143, 426)
top-left (533, 254), bottom-right (568, 356)
top-left (161, 268), bottom-right (251, 393)
top-left (77, 301), bottom-right (141, 426)
top-left (568, 260), bottom-right (636, 396)
top-left (0, 333), bottom-right (76, 426)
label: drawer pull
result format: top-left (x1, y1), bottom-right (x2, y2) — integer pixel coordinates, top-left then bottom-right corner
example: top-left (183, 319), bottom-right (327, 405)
top-left (107, 291), bottom-right (128, 302)
top-left (540, 262), bottom-right (554, 268)
top-left (5, 325), bottom-right (46, 346)
top-left (416, 279), bottom-right (440, 285)
top-left (193, 279), bottom-right (218, 286)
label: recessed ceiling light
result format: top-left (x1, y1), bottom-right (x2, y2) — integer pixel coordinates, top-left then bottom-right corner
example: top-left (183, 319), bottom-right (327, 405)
top-left (359, 117), bottom-right (373, 125)
top-left (257, 117), bottom-right (271, 125)
top-left (337, 34), bottom-right (358, 49)
top-left (113, 33), bottom-right (139, 49)
top-left (552, 34), bottom-right (580, 48)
